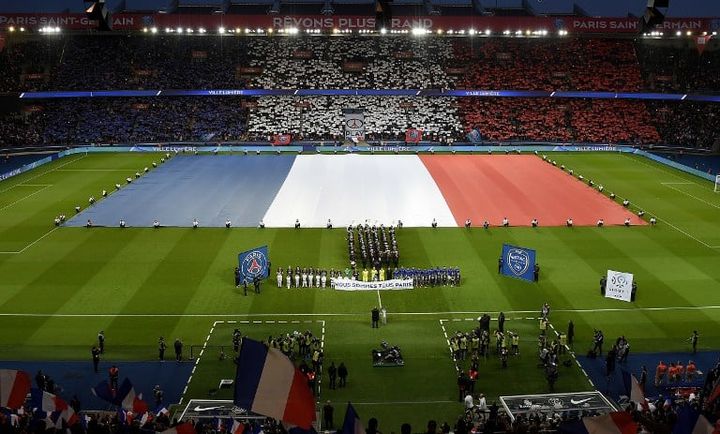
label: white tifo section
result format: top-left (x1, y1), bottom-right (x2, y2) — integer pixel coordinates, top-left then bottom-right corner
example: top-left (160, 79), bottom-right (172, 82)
top-left (262, 154), bottom-right (456, 227)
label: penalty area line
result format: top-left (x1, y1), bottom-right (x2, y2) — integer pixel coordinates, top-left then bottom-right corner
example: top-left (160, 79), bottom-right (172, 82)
top-left (0, 227), bottom-right (59, 255)
top-left (661, 183), bottom-right (720, 210)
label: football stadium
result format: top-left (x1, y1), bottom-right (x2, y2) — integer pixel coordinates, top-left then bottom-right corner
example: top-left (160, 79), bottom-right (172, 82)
top-left (1, 0), bottom-right (720, 433)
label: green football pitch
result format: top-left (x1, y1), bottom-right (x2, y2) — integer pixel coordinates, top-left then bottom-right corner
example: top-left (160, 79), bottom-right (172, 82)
top-left (1, 152), bottom-right (719, 429)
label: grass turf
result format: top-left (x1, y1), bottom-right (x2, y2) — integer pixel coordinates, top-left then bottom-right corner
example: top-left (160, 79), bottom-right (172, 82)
top-left (0, 152), bottom-right (719, 429)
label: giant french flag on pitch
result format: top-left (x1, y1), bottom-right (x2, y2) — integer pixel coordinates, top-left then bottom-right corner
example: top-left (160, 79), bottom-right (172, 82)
top-left (234, 338), bottom-right (316, 429)
top-left (0, 369), bottom-right (31, 409)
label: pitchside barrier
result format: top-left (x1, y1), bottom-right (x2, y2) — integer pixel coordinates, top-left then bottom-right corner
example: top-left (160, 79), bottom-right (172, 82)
top-left (1, 144), bottom-right (716, 184)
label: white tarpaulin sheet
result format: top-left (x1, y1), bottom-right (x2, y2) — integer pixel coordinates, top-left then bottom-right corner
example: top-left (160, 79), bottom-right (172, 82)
top-left (333, 278), bottom-right (414, 291)
top-left (605, 269), bottom-right (634, 302)
top-left (261, 155), bottom-right (456, 227)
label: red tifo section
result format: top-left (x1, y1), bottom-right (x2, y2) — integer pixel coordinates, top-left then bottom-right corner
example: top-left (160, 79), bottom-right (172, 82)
top-left (420, 155), bottom-right (646, 227)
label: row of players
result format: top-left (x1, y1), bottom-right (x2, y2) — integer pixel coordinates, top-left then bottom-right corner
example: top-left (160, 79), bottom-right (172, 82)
top-left (273, 266), bottom-right (461, 288)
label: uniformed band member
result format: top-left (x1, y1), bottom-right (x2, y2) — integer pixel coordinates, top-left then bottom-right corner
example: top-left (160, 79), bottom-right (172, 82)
top-left (483, 220), bottom-right (489, 229)
top-left (464, 218), bottom-right (471, 228)
top-left (327, 219), bottom-right (333, 229)
top-left (531, 218), bottom-right (538, 227)
top-left (193, 218), bottom-right (199, 228)
top-left (258, 219), bottom-right (265, 228)
top-left (650, 217), bottom-right (657, 225)
top-left (119, 219), bottom-right (126, 228)
top-left (624, 218), bottom-right (631, 226)
top-left (295, 219), bottom-right (301, 229)
top-left (86, 219), bottom-right (93, 228)
top-left (153, 219), bottom-right (160, 228)
top-left (502, 217), bottom-right (509, 227)
top-left (597, 218), bottom-right (604, 227)
top-left (225, 218), bottom-right (231, 228)
top-left (566, 217), bottom-right (573, 227)
top-left (431, 218), bottom-right (437, 228)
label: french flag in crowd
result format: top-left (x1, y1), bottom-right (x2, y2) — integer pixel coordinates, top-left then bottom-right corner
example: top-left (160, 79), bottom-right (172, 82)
top-left (91, 378), bottom-right (148, 413)
top-left (341, 403), bottom-right (364, 434)
top-left (234, 338), bottom-right (316, 429)
top-left (230, 420), bottom-right (246, 434)
top-left (621, 371), bottom-right (648, 411)
top-left (672, 406), bottom-right (718, 434)
top-left (0, 369), bottom-right (32, 409)
top-left (158, 421), bottom-right (197, 434)
top-left (30, 389), bottom-right (78, 427)
top-left (559, 411), bottom-right (637, 434)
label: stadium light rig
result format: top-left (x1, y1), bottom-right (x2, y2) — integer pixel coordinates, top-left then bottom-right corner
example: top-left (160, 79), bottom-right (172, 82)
top-left (8, 26), bottom-right (15, 32)
top-left (218, 26), bottom-right (225, 34)
top-left (151, 27), bottom-right (158, 33)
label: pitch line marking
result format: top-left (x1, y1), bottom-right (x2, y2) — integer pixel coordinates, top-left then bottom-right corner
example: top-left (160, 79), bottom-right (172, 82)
top-left (0, 154), bottom-right (87, 194)
top-left (628, 154), bottom-right (713, 191)
top-left (8, 304), bottom-right (720, 317)
top-left (548, 322), bottom-right (593, 388)
top-left (0, 227), bottom-right (59, 255)
top-left (661, 183), bottom-right (720, 210)
top-left (660, 182), bottom-right (693, 185)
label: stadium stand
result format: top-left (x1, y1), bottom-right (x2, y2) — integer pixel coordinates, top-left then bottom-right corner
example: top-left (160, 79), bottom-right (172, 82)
top-left (246, 96), bottom-right (463, 141)
top-left (1, 35), bottom-right (718, 93)
top-left (0, 98), bottom-right (249, 147)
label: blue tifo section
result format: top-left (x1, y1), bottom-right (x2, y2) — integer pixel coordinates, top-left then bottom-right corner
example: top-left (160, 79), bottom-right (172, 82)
top-left (576, 350), bottom-right (720, 401)
top-left (66, 155), bottom-right (296, 228)
top-left (0, 360), bottom-right (193, 410)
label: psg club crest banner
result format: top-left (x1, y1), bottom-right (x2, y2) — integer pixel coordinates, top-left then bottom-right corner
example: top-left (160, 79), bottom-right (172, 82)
top-left (605, 270), bottom-right (633, 302)
top-left (238, 245), bottom-right (270, 280)
top-left (405, 128), bottom-right (423, 143)
top-left (501, 244), bottom-right (536, 282)
top-left (272, 134), bottom-right (292, 146)
top-left (343, 109), bottom-right (365, 141)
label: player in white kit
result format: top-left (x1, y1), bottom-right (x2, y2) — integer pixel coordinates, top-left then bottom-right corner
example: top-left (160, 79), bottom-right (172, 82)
top-left (277, 268), bottom-right (283, 288)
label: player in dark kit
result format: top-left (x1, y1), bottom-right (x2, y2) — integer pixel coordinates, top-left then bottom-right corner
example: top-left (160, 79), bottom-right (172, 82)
top-left (91, 346), bottom-right (101, 373)
top-left (158, 336), bottom-right (167, 361)
top-left (328, 361), bottom-right (337, 389)
top-left (174, 338), bottom-right (183, 361)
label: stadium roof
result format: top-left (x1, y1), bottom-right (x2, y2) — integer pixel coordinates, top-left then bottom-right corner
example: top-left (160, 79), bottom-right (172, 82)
top-left (3, 0), bottom-right (720, 17)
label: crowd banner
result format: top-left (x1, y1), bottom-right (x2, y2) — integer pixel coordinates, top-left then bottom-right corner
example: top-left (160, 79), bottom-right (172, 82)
top-left (0, 14), bottom-right (713, 33)
top-left (500, 243), bottom-right (536, 282)
top-left (238, 245), bottom-right (270, 280)
top-left (333, 278), bottom-right (414, 291)
top-left (605, 270), bottom-right (634, 302)
top-left (343, 109), bottom-right (365, 141)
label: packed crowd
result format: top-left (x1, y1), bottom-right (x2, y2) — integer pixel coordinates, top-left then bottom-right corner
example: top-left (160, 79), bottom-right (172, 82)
top-left (459, 98), bottom-right (662, 144)
top-left (0, 97), bottom-right (249, 147)
top-left (3, 35), bottom-right (719, 93)
top-left (3, 96), bottom-right (719, 148)
top-left (245, 96), bottom-right (464, 141)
